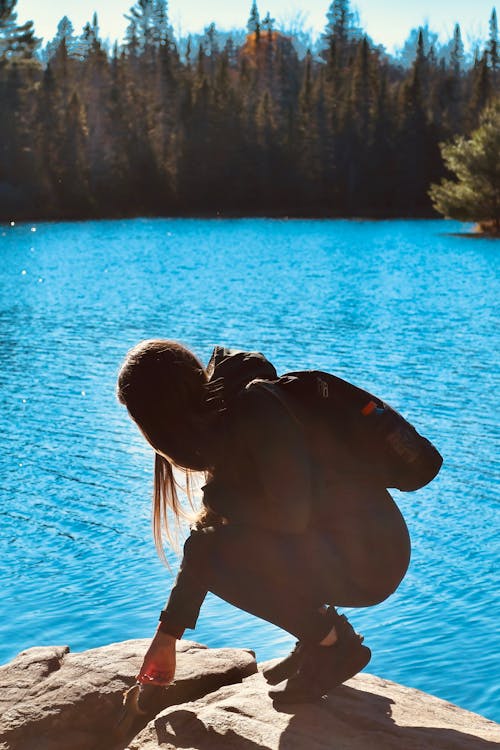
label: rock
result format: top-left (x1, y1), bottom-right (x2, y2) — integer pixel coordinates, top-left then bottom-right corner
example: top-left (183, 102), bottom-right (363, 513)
top-left (0, 645), bottom-right (498, 750)
top-left (0, 640), bottom-right (257, 750)
top-left (128, 664), bottom-right (499, 750)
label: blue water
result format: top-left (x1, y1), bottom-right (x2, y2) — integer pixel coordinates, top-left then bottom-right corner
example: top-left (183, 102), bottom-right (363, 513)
top-left (0, 218), bottom-right (498, 722)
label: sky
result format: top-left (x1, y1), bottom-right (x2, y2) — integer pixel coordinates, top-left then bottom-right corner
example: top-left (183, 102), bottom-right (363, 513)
top-left (15, 0), bottom-right (497, 53)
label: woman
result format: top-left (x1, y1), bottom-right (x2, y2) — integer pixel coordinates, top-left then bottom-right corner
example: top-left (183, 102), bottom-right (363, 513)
top-left (117, 339), bottom-right (411, 703)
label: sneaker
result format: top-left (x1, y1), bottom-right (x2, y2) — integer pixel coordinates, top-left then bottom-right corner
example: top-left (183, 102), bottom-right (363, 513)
top-left (269, 613), bottom-right (370, 704)
top-left (264, 608), bottom-right (362, 686)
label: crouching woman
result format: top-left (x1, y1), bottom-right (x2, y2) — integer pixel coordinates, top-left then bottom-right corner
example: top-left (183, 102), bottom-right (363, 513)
top-left (117, 339), bottom-right (411, 702)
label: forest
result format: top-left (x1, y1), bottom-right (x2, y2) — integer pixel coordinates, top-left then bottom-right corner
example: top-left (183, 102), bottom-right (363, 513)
top-left (0, 0), bottom-right (499, 220)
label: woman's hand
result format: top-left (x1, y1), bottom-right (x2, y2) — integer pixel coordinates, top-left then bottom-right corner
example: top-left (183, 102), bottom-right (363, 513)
top-left (136, 628), bottom-right (177, 686)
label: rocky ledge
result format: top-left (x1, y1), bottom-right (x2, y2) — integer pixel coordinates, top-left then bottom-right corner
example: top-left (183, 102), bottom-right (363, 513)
top-left (0, 639), bottom-right (498, 750)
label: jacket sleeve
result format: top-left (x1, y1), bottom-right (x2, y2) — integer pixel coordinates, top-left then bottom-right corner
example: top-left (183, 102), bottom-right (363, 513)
top-left (210, 382), bottom-right (313, 533)
top-left (159, 532), bottom-right (209, 635)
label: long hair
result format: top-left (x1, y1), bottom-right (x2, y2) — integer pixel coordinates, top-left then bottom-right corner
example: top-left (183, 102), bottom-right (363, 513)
top-left (152, 452), bottom-right (201, 560)
top-left (117, 339), bottom-right (210, 559)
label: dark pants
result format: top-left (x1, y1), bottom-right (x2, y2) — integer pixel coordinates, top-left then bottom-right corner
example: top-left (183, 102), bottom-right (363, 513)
top-left (163, 524), bottom-right (374, 643)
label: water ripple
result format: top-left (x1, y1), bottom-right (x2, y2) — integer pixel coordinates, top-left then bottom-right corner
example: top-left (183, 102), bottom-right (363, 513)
top-left (0, 218), bottom-right (498, 722)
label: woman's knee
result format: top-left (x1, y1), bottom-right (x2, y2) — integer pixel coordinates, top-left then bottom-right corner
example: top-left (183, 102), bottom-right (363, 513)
top-left (358, 588), bottom-right (393, 607)
top-left (354, 574), bottom-right (406, 607)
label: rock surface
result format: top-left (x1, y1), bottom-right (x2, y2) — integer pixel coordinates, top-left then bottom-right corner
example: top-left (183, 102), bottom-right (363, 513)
top-left (0, 642), bottom-right (498, 750)
top-left (0, 640), bottom-right (256, 750)
top-left (131, 667), bottom-right (499, 750)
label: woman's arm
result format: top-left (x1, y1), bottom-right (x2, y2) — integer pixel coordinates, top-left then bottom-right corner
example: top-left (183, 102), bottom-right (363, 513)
top-left (136, 628), bottom-right (177, 686)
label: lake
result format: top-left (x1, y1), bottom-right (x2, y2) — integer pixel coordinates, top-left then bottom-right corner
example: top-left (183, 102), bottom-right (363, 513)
top-left (1, 218), bottom-right (498, 722)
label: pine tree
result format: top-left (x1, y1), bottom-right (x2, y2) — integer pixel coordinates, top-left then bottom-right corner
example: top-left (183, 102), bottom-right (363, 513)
top-left (0, 2), bottom-right (42, 214)
top-left (36, 62), bottom-right (91, 215)
top-left (470, 53), bottom-right (492, 126)
top-left (204, 22), bottom-right (219, 81)
top-left (247, 1), bottom-right (260, 36)
top-left (450, 23), bottom-right (464, 76)
top-left (60, 91), bottom-right (92, 212)
top-left (429, 100), bottom-right (500, 233)
top-left (0, 61), bottom-right (35, 211)
top-left (255, 88), bottom-right (275, 201)
top-left (350, 36), bottom-right (374, 140)
top-left (398, 24), bottom-right (439, 69)
top-left (395, 38), bottom-right (433, 213)
top-left (152, 0), bottom-right (172, 49)
top-left (487, 8), bottom-right (499, 84)
top-left (80, 15), bottom-right (116, 206)
top-left (262, 12), bottom-right (274, 36)
top-left (124, 17), bottom-right (139, 59)
top-left (79, 12), bottom-right (102, 58)
top-left (48, 36), bottom-right (73, 109)
top-left (434, 24), bottom-right (465, 136)
top-left (297, 49), bottom-right (320, 206)
top-left (370, 69), bottom-right (397, 212)
top-left (324, 0), bottom-right (354, 45)
top-left (45, 16), bottom-right (77, 61)
top-left (104, 47), bottom-right (134, 211)
top-left (0, 0), bottom-right (498, 220)
top-left (126, 0), bottom-right (171, 54)
top-left (0, 0), bottom-right (39, 59)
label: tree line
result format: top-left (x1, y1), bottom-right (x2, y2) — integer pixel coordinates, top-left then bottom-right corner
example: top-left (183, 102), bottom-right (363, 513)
top-left (0, 0), bottom-right (499, 220)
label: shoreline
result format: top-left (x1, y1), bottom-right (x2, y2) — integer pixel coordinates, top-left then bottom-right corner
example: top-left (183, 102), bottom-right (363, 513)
top-left (1, 207), bottom-right (440, 224)
top-left (3, 213), bottom-right (495, 237)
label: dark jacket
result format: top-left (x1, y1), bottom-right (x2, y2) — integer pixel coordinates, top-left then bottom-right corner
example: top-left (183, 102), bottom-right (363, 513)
top-left (159, 348), bottom-right (316, 636)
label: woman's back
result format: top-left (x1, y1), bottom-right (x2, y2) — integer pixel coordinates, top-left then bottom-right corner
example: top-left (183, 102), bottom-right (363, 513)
top-left (212, 382), bottom-right (411, 601)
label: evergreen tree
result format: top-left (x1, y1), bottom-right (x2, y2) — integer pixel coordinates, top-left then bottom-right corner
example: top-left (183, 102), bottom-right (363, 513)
top-left (324, 0), bottom-right (355, 46)
top-left (397, 24), bottom-right (439, 69)
top-left (247, 1), bottom-right (261, 35)
top-left (0, 59), bottom-right (40, 212)
top-left (349, 36), bottom-right (374, 140)
top-left (470, 53), bottom-right (492, 125)
top-left (79, 12), bottom-right (101, 57)
top-left (103, 48), bottom-right (135, 210)
top-left (45, 16), bottom-right (77, 61)
top-left (450, 23), bottom-right (464, 75)
top-left (35, 61), bottom-right (91, 215)
top-left (126, 0), bottom-right (154, 51)
top-left (297, 49), bottom-right (321, 206)
top-left (435, 25), bottom-right (465, 135)
top-left (203, 22), bottom-right (219, 80)
top-left (0, 0), bottom-right (498, 220)
top-left (487, 8), bottom-right (498, 83)
top-left (262, 12), bottom-right (275, 36)
top-left (80, 16), bottom-right (116, 206)
top-left (152, 0), bottom-right (172, 48)
top-left (124, 17), bottom-right (139, 58)
top-left (395, 39), bottom-right (434, 213)
top-left (369, 69), bottom-right (397, 212)
top-left (429, 100), bottom-right (500, 233)
top-left (0, 0), bottom-right (39, 59)
top-left (223, 36), bottom-right (237, 68)
top-left (60, 91), bottom-right (92, 212)
top-left (321, 0), bottom-right (362, 78)
top-left (126, 0), bottom-right (172, 54)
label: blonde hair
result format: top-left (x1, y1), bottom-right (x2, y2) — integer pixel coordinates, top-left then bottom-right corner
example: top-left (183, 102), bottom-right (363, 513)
top-left (117, 339), bottom-right (211, 560)
top-left (152, 454), bottom-right (204, 560)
